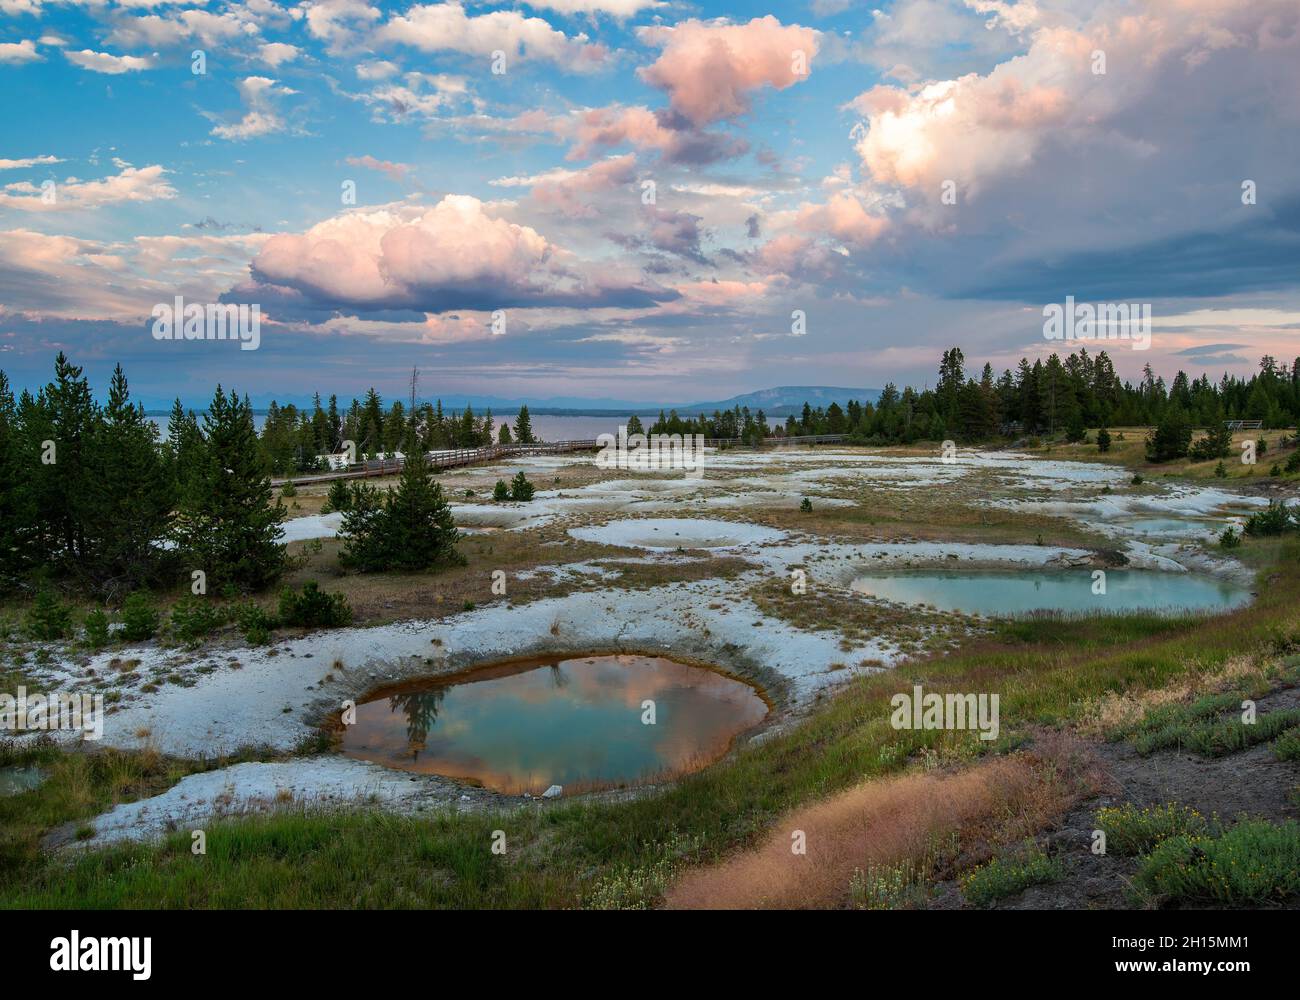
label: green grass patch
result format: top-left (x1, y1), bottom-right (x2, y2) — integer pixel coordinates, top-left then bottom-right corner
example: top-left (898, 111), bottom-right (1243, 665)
top-left (1135, 819), bottom-right (1300, 906)
top-left (1186, 708), bottom-right (1300, 757)
top-left (1271, 726), bottom-right (1300, 762)
top-left (1095, 803), bottom-right (1208, 856)
top-left (960, 841), bottom-right (1062, 908)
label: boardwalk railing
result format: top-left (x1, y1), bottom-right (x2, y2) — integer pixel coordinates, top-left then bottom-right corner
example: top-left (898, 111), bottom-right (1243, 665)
top-left (1224, 419), bottom-right (1264, 431)
top-left (272, 439), bottom-right (600, 487)
top-left (271, 433), bottom-right (852, 487)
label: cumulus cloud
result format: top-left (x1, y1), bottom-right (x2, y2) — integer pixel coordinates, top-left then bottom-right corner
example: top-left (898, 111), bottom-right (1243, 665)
top-left (0, 164), bottom-right (177, 212)
top-left (245, 194), bottom-right (678, 315)
top-left (210, 76), bottom-right (297, 140)
top-left (65, 49), bottom-right (155, 74)
top-left (0, 39), bottom-right (42, 64)
top-left (850, 0), bottom-right (1300, 207)
top-left (795, 191), bottom-right (889, 246)
top-left (298, 0), bottom-right (382, 50)
top-left (377, 3), bottom-right (608, 71)
top-left (566, 104), bottom-right (747, 165)
top-left (0, 227), bottom-right (268, 321)
top-left (258, 41), bottom-right (300, 66)
top-left (637, 16), bottom-right (820, 126)
top-left (351, 70), bottom-right (468, 121)
top-left (106, 10), bottom-right (259, 49)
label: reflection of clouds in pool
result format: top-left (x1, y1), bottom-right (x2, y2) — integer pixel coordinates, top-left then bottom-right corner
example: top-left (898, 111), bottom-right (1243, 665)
top-left (341, 655), bottom-right (768, 794)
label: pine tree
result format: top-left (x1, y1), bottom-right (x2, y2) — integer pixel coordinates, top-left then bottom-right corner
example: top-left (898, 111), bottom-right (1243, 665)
top-left (513, 405), bottom-right (535, 444)
top-left (340, 447), bottom-right (462, 572)
top-left (174, 386), bottom-right (286, 591)
top-left (38, 353), bottom-right (98, 571)
top-left (0, 371), bottom-right (34, 589)
top-left (83, 365), bottom-right (172, 593)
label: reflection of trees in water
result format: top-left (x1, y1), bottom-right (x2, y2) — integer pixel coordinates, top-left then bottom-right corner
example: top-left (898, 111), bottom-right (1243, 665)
top-left (389, 688), bottom-right (446, 758)
top-left (548, 663), bottom-right (568, 689)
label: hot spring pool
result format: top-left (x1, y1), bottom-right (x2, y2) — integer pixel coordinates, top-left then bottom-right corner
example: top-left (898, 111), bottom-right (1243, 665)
top-left (849, 568), bottom-right (1250, 616)
top-left (339, 654), bottom-right (769, 794)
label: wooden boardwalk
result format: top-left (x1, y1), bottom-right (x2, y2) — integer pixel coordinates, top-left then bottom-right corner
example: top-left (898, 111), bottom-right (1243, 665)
top-left (270, 433), bottom-right (851, 487)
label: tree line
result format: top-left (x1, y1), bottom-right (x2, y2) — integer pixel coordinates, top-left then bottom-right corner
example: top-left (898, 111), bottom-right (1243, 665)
top-left (0, 355), bottom-right (464, 600)
top-left (1, 354), bottom-right (284, 598)
top-left (763, 348), bottom-right (1300, 446)
top-left (258, 392), bottom-right (537, 474)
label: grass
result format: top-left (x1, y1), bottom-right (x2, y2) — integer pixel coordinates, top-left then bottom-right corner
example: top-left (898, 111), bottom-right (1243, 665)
top-left (1024, 426), bottom-right (1300, 483)
top-left (1094, 803), bottom-right (1209, 856)
top-left (0, 738), bottom-right (285, 874)
top-left (1184, 708), bottom-right (1300, 757)
top-left (1135, 819), bottom-right (1300, 906)
top-left (960, 841), bottom-right (1063, 908)
top-left (1272, 726), bottom-right (1300, 762)
top-left (664, 748), bottom-right (1086, 909)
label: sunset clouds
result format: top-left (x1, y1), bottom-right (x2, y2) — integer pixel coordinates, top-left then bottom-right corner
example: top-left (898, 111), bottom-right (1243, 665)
top-left (1, 0), bottom-right (1299, 403)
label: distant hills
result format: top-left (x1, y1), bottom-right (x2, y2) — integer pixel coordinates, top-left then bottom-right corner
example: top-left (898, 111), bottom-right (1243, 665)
top-left (144, 386), bottom-right (880, 417)
top-left (676, 386), bottom-right (882, 416)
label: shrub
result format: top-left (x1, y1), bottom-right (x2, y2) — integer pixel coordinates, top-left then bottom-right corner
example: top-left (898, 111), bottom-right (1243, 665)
top-left (279, 581), bottom-right (353, 629)
top-left (493, 480), bottom-right (510, 501)
top-left (1135, 820), bottom-right (1300, 905)
top-left (320, 480), bottom-right (353, 514)
top-left (509, 471), bottom-right (535, 502)
top-left (1145, 408), bottom-right (1193, 462)
top-left (83, 608), bottom-right (110, 648)
top-left (1213, 460), bottom-right (1227, 478)
top-left (1257, 438), bottom-right (1267, 456)
top-left (169, 596), bottom-right (226, 647)
top-left (234, 602), bottom-right (278, 645)
top-left (280, 481), bottom-right (297, 498)
top-left (1096, 427), bottom-right (1111, 453)
top-left (1095, 803), bottom-right (1207, 855)
top-left (1131, 474), bottom-right (1143, 485)
top-left (27, 590), bottom-right (72, 641)
top-left (1244, 500), bottom-right (1293, 537)
top-left (339, 453), bottom-right (463, 573)
top-left (800, 497), bottom-right (813, 512)
top-left (119, 592), bottom-right (159, 642)
top-left (1189, 423), bottom-right (1232, 462)
top-left (1218, 525), bottom-right (1242, 549)
top-left (960, 842), bottom-right (1061, 907)
top-left (1286, 450), bottom-right (1300, 473)
top-left (1273, 726), bottom-right (1300, 762)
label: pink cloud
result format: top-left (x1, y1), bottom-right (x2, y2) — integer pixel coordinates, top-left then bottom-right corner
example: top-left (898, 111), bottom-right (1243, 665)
top-left (637, 16), bottom-right (819, 126)
top-left (796, 192), bottom-right (889, 246)
top-left (529, 155), bottom-right (639, 217)
top-left (247, 195), bottom-right (677, 314)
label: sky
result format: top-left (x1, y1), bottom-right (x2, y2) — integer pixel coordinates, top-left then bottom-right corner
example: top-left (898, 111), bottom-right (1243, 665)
top-left (1, 0), bottom-right (1299, 407)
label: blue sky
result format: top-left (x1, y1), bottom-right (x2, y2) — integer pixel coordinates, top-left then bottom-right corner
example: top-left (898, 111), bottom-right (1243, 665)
top-left (2, 0), bottom-right (1299, 408)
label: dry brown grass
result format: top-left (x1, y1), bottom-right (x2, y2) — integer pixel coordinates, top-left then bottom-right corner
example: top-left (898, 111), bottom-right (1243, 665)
top-left (1074, 652), bottom-right (1276, 739)
top-left (665, 737), bottom-right (1096, 909)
